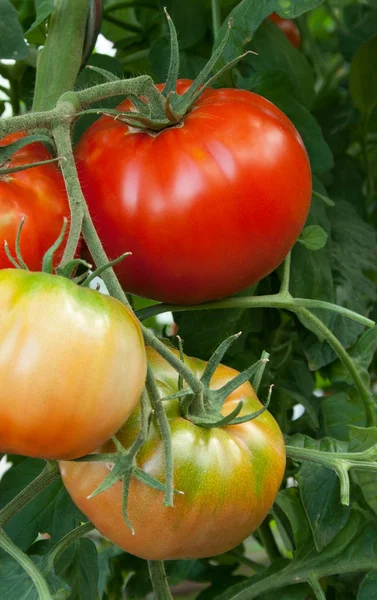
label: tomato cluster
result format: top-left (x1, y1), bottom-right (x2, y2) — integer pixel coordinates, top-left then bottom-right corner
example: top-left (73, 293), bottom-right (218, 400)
top-left (0, 19), bottom-right (311, 559)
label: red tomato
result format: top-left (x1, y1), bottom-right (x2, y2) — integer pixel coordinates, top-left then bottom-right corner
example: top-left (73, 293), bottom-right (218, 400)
top-left (76, 81), bottom-right (311, 304)
top-left (268, 13), bottom-right (301, 48)
top-left (0, 133), bottom-right (69, 270)
top-left (60, 346), bottom-right (286, 560)
top-left (0, 269), bottom-right (147, 460)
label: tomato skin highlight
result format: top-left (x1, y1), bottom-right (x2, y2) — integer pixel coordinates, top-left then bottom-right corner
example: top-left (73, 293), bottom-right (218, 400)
top-left (0, 269), bottom-right (147, 460)
top-left (75, 81), bottom-right (311, 304)
top-left (0, 133), bottom-right (70, 270)
top-left (60, 346), bottom-right (286, 560)
top-left (268, 13), bottom-right (301, 48)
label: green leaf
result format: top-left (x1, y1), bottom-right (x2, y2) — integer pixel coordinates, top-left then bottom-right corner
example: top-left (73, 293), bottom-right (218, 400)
top-left (0, 555), bottom-right (70, 600)
top-left (0, 0), bottom-right (29, 60)
top-left (298, 225), bottom-right (328, 251)
top-left (0, 458), bottom-right (84, 552)
top-left (164, 0), bottom-right (207, 50)
top-left (55, 539), bottom-right (99, 600)
top-left (331, 327), bottom-right (377, 387)
top-left (288, 435), bottom-right (351, 550)
top-left (25, 0), bottom-right (54, 37)
top-left (350, 35), bottom-right (377, 116)
top-left (214, 0), bottom-right (325, 68)
top-left (358, 572), bottom-right (377, 600)
top-left (321, 392), bottom-right (367, 442)
top-left (247, 20), bottom-right (315, 109)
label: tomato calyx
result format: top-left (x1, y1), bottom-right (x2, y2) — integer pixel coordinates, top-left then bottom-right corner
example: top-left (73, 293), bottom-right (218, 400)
top-left (166, 334), bottom-right (272, 428)
top-left (73, 390), bottom-right (183, 533)
top-left (78, 13), bottom-right (253, 132)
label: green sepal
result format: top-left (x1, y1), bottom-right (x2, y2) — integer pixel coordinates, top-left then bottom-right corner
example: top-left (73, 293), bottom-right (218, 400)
top-left (56, 258), bottom-right (92, 280)
top-left (85, 65), bottom-right (120, 82)
top-left (0, 134), bottom-right (55, 166)
top-left (82, 252), bottom-right (131, 287)
top-left (0, 157), bottom-right (60, 176)
top-left (42, 217), bottom-right (68, 274)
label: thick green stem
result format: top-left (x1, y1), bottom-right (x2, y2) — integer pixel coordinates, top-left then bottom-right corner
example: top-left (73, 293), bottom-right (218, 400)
top-left (258, 519), bottom-right (281, 563)
top-left (0, 462), bottom-right (59, 527)
top-left (148, 560), bottom-right (173, 600)
top-left (32, 0), bottom-right (89, 112)
top-left (211, 0), bottom-right (221, 39)
top-left (52, 118), bottom-right (85, 266)
top-left (136, 294), bottom-right (374, 329)
top-left (0, 530), bottom-right (52, 600)
top-left (279, 252), bottom-right (291, 296)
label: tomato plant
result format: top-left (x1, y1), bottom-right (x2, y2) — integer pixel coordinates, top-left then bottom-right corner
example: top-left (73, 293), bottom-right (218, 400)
top-left (76, 80), bottom-right (311, 304)
top-left (268, 13), bottom-right (301, 48)
top-left (60, 346), bottom-right (285, 560)
top-left (0, 133), bottom-right (69, 270)
top-left (0, 269), bottom-right (147, 460)
top-left (1, 1), bottom-right (377, 600)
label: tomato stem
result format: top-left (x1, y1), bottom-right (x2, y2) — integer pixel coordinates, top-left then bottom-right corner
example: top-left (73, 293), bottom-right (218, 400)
top-left (32, 0), bottom-right (90, 112)
top-left (0, 530), bottom-right (53, 600)
top-left (146, 366), bottom-right (175, 507)
top-left (45, 522), bottom-right (94, 572)
top-left (148, 560), bottom-right (174, 600)
top-left (279, 252), bottom-right (292, 297)
top-left (211, 0), bottom-right (222, 39)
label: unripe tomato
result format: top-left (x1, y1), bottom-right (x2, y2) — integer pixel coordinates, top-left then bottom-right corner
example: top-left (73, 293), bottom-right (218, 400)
top-left (268, 13), bottom-right (301, 48)
top-left (0, 270), bottom-right (147, 460)
top-left (76, 81), bottom-right (311, 304)
top-left (60, 346), bottom-right (286, 560)
top-left (0, 133), bottom-right (69, 269)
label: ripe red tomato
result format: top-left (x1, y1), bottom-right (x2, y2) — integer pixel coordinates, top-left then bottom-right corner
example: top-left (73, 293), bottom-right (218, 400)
top-left (0, 133), bottom-right (70, 270)
top-left (0, 269), bottom-right (147, 460)
top-left (60, 346), bottom-right (286, 560)
top-left (268, 13), bottom-right (301, 48)
top-left (76, 81), bottom-right (311, 304)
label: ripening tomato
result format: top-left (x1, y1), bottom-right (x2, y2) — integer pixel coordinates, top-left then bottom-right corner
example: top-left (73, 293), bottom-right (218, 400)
top-left (0, 133), bottom-right (70, 270)
top-left (268, 13), bottom-right (301, 48)
top-left (75, 81), bottom-right (311, 304)
top-left (0, 269), bottom-right (147, 460)
top-left (60, 346), bottom-right (286, 560)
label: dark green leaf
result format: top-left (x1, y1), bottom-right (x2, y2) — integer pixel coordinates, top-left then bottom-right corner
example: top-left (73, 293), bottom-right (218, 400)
top-left (0, 555), bottom-right (70, 600)
top-left (0, 0), bottom-right (29, 59)
top-left (321, 392), bottom-right (367, 442)
top-left (214, 0), bottom-right (325, 68)
top-left (55, 538), bottom-right (99, 600)
top-left (247, 20), bottom-right (315, 108)
top-left (0, 458), bottom-right (84, 552)
top-left (25, 0), bottom-right (53, 37)
top-left (350, 35), bottom-right (377, 116)
top-left (358, 572), bottom-right (377, 600)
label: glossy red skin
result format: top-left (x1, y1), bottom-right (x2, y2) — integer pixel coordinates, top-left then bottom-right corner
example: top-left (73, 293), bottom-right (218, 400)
top-left (268, 13), bottom-right (301, 48)
top-left (76, 81), bottom-right (311, 304)
top-left (0, 133), bottom-right (70, 270)
top-left (60, 346), bottom-right (286, 560)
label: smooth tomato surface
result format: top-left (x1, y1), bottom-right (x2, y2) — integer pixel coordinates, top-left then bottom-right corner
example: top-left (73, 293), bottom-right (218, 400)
top-left (75, 81), bottom-right (312, 304)
top-left (60, 346), bottom-right (286, 560)
top-left (0, 270), bottom-right (147, 460)
top-left (0, 133), bottom-right (70, 269)
top-left (268, 13), bottom-right (301, 48)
